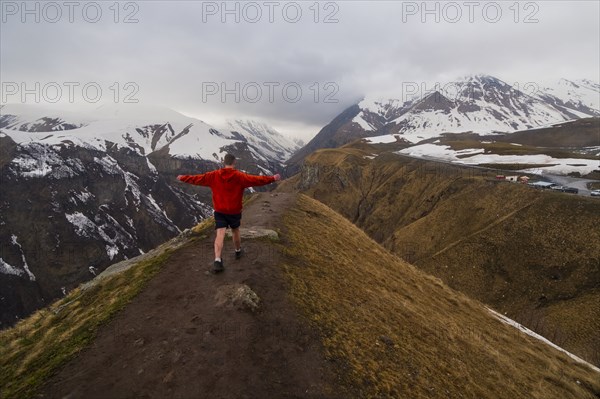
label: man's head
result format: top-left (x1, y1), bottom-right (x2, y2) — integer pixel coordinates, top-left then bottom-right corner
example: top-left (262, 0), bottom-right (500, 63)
top-left (224, 153), bottom-right (236, 167)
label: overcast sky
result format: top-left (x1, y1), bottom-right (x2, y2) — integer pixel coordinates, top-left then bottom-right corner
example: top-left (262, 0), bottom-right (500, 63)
top-left (1, 0), bottom-right (599, 140)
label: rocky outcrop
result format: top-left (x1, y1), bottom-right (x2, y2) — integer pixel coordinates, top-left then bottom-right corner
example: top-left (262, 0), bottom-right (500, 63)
top-left (214, 283), bottom-right (261, 312)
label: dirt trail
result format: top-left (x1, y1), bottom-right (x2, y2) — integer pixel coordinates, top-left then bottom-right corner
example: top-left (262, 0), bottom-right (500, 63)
top-left (40, 192), bottom-right (342, 399)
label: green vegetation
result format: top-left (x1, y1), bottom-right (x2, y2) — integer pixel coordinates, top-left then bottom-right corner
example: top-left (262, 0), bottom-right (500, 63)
top-left (0, 218), bottom-right (214, 399)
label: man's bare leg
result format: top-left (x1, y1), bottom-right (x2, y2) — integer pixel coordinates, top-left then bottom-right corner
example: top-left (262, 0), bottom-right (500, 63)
top-left (232, 227), bottom-right (241, 251)
top-left (214, 227), bottom-right (226, 260)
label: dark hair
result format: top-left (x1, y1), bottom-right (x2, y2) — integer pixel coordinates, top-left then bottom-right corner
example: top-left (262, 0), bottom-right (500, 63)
top-left (224, 153), bottom-right (236, 166)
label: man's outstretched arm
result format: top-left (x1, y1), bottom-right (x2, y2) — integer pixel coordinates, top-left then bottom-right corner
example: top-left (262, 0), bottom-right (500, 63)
top-left (239, 172), bottom-right (281, 188)
top-left (177, 171), bottom-right (215, 186)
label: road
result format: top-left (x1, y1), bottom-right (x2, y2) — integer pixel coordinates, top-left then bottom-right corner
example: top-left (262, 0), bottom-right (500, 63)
top-left (541, 173), bottom-right (597, 197)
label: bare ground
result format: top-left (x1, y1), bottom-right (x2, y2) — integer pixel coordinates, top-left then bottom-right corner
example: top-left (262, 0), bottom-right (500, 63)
top-left (39, 192), bottom-right (344, 399)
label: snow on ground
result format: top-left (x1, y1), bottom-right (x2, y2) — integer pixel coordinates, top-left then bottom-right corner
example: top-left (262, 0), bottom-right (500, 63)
top-left (222, 119), bottom-right (298, 162)
top-left (65, 212), bottom-right (97, 238)
top-left (487, 308), bottom-right (600, 373)
top-left (72, 189), bottom-right (94, 204)
top-left (0, 105), bottom-right (242, 161)
top-left (10, 235), bottom-right (35, 281)
top-left (0, 103), bottom-right (93, 129)
top-left (0, 258), bottom-right (24, 277)
top-left (364, 134), bottom-right (401, 144)
top-left (390, 100), bottom-right (569, 143)
top-left (144, 193), bottom-right (180, 233)
top-left (165, 123), bottom-right (231, 161)
top-left (65, 210), bottom-right (135, 260)
top-left (541, 79), bottom-right (600, 111)
top-left (9, 143), bottom-right (87, 180)
top-left (0, 236), bottom-right (36, 280)
top-left (146, 158), bottom-right (158, 174)
top-left (398, 143), bottom-right (599, 176)
top-left (93, 155), bottom-right (142, 208)
top-left (352, 114), bottom-right (374, 131)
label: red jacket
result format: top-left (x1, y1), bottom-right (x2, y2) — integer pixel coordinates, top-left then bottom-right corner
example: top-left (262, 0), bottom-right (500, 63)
top-left (178, 168), bottom-right (275, 214)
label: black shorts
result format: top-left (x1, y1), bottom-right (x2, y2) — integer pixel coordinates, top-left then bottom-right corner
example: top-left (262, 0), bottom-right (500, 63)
top-left (214, 211), bottom-right (242, 230)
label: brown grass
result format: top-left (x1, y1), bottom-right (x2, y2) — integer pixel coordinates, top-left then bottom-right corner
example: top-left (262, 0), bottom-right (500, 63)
top-left (287, 145), bottom-right (600, 367)
top-left (280, 194), bottom-right (600, 398)
top-left (440, 139), bottom-right (599, 160)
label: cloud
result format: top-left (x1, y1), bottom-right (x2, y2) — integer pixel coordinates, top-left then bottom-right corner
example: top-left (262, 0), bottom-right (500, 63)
top-left (1, 0), bottom-right (598, 140)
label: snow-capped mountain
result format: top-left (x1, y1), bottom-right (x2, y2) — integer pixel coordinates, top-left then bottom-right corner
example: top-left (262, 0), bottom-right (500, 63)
top-left (288, 74), bottom-right (600, 167)
top-left (0, 104), bottom-right (295, 328)
top-left (0, 104), bottom-right (93, 132)
top-left (535, 78), bottom-right (600, 118)
top-left (0, 104), bottom-right (299, 163)
top-left (354, 74), bottom-right (600, 143)
top-left (351, 98), bottom-right (411, 131)
top-left (221, 119), bottom-right (301, 164)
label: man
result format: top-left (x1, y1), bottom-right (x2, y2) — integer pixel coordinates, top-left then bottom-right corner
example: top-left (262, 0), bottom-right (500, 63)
top-left (177, 153), bottom-right (280, 273)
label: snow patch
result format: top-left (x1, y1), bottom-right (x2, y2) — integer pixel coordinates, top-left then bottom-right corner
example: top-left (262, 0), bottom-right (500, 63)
top-left (488, 308), bottom-right (600, 373)
top-left (364, 134), bottom-right (401, 144)
top-left (10, 235), bottom-right (35, 281)
top-left (0, 258), bottom-right (24, 277)
top-left (398, 143), bottom-right (599, 176)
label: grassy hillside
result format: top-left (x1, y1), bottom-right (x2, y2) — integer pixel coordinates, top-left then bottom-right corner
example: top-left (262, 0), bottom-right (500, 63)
top-left (281, 144), bottom-right (600, 366)
top-left (281, 194), bottom-right (599, 398)
top-left (1, 189), bottom-right (598, 398)
top-left (493, 117), bottom-right (600, 148)
top-left (427, 118), bottom-right (599, 157)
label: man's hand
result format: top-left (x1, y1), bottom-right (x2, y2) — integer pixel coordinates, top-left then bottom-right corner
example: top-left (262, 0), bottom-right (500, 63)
top-left (273, 174), bottom-right (281, 181)
top-left (177, 175), bottom-right (184, 181)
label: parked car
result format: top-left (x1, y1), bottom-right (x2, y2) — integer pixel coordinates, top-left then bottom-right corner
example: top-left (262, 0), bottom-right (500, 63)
top-left (591, 190), bottom-right (600, 197)
top-left (549, 185), bottom-right (579, 194)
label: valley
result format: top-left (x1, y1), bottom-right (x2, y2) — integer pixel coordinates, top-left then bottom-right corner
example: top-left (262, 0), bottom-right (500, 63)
top-left (280, 141), bottom-right (600, 366)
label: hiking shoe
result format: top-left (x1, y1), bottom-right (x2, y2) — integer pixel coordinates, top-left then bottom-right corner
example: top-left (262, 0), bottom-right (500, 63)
top-left (211, 259), bottom-right (224, 274)
top-left (235, 248), bottom-right (243, 260)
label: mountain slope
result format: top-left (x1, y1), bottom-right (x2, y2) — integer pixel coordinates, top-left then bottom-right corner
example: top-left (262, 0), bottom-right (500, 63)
top-left (286, 103), bottom-right (362, 172)
top-left (282, 194), bottom-right (599, 398)
top-left (385, 74), bottom-right (592, 142)
top-left (222, 119), bottom-right (300, 163)
top-left (289, 74), bottom-right (600, 166)
top-left (282, 143), bottom-right (600, 366)
top-left (0, 104), bottom-right (290, 329)
top-left (2, 192), bottom-right (598, 399)
top-left (537, 78), bottom-right (600, 115)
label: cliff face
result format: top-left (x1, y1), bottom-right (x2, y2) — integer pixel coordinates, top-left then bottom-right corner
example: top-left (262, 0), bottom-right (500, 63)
top-left (0, 136), bottom-right (213, 328)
